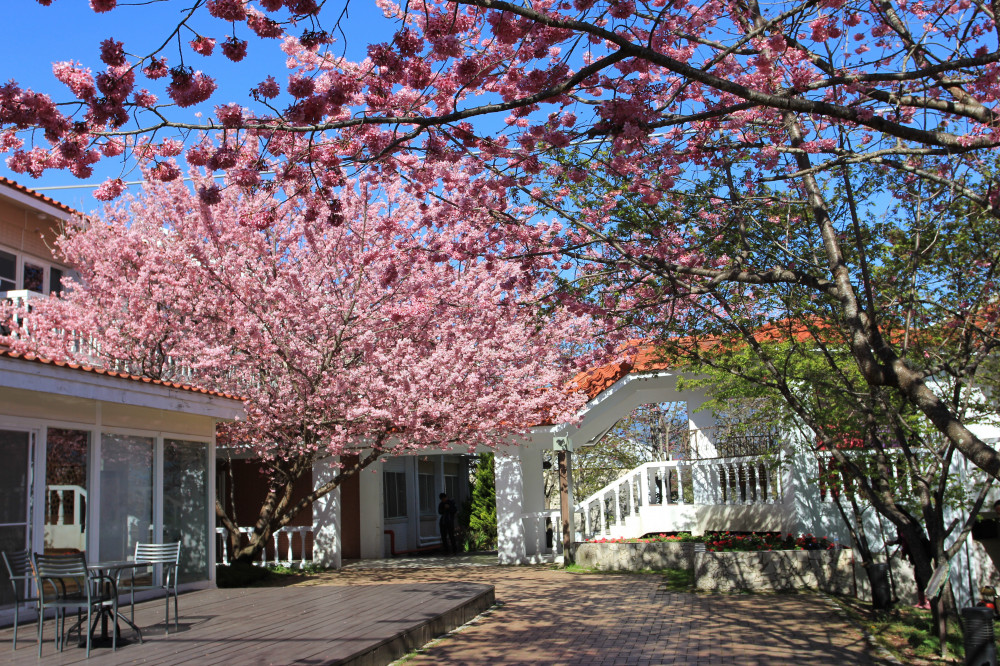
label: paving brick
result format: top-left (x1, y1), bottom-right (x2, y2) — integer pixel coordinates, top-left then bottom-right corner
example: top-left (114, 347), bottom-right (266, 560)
top-left (312, 565), bottom-right (877, 665)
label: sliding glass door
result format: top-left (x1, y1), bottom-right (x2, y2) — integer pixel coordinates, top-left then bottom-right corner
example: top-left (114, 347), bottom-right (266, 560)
top-left (164, 439), bottom-right (210, 582)
top-left (44, 428), bottom-right (89, 554)
top-left (99, 434), bottom-right (154, 560)
top-left (0, 430), bottom-right (31, 607)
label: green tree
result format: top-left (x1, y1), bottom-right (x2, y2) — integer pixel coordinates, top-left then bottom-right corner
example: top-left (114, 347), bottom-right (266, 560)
top-left (690, 326), bottom-right (993, 656)
top-left (547, 161), bottom-right (1000, 657)
top-left (464, 453), bottom-right (497, 551)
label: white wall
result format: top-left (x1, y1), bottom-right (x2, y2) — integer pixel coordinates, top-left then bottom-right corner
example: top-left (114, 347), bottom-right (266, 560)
top-left (496, 447), bottom-right (525, 565)
top-left (311, 457), bottom-right (342, 569)
top-left (357, 458), bottom-right (384, 559)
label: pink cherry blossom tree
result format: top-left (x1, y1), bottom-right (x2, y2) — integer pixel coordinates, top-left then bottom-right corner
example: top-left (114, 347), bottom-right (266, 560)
top-left (3, 168), bottom-right (597, 562)
top-left (3, 0), bottom-right (1000, 481)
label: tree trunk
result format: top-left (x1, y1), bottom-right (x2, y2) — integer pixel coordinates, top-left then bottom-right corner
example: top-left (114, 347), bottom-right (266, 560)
top-left (216, 449), bottom-right (383, 564)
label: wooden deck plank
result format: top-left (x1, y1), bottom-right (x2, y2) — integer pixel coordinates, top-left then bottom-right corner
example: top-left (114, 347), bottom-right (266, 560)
top-left (0, 582), bottom-right (494, 665)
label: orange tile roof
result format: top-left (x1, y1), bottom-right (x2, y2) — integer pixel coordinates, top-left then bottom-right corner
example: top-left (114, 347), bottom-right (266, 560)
top-left (571, 319), bottom-right (830, 400)
top-left (570, 343), bottom-right (674, 400)
top-left (0, 348), bottom-right (242, 401)
top-left (0, 176), bottom-right (82, 217)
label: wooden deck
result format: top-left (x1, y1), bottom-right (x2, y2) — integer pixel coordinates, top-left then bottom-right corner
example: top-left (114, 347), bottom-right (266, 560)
top-left (0, 581), bottom-right (495, 665)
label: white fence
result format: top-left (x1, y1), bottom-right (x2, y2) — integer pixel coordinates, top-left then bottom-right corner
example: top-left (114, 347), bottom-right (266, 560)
top-left (2, 289), bottom-right (194, 382)
top-left (521, 509), bottom-right (562, 559)
top-left (215, 526), bottom-right (314, 568)
top-left (577, 455), bottom-right (784, 540)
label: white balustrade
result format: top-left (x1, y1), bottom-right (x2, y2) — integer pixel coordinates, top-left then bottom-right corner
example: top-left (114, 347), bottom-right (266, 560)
top-left (216, 526), bottom-right (314, 568)
top-left (47, 484), bottom-right (87, 527)
top-left (44, 484), bottom-right (88, 552)
top-left (577, 452), bottom-right (787, 540)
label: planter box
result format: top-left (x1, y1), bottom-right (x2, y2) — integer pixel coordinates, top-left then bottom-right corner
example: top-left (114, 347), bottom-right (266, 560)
top-left (574, 541), bottom-right (697, 571)
top-left (693, 549), bottom-right (855, 594)
top-left (576, 541), bottom-right (858, 596)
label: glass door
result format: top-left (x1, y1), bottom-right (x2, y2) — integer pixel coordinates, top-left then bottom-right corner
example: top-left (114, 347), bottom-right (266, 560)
top-left (0, 430), bottom-right (31, 607)
top-left (44, 429), bottom-right (89, 554)
top-left (99, 434), bottom-right (153, 560)
top-left (163, 440), bottom-right (210, 582)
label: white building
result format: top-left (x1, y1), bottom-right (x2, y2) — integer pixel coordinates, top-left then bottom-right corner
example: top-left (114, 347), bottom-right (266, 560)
top-left (0, 179), bottom-right (245, 625)
top-left (491, 344), bottom-right (1000, 608)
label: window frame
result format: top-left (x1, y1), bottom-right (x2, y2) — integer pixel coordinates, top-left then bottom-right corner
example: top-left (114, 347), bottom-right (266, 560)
top-left (383, 471), bottom-right (408, 520)
top-left (0, 245), bottom-right (71, 295)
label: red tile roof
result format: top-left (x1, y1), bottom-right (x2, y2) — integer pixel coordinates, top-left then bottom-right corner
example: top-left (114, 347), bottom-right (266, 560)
top-left (0, 348), bottom-right (242, 401)
top-left (571, 319), bottom-right (829, 400)
top-left (0, 176), bottom-right (82, 217)
top-left (570, 343), bottom-right (674, 400)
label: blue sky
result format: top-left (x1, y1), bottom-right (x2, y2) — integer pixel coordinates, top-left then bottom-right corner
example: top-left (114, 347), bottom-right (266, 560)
top-left (2, 1), bottom-right (395, 213)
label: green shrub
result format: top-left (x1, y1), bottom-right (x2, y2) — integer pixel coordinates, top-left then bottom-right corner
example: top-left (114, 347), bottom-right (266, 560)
top-left (463, 453), bottom-right (497, 551)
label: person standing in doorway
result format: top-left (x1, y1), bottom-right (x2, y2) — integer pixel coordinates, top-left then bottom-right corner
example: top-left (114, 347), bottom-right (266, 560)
top-left (438, 492), bottom-right (458, 554)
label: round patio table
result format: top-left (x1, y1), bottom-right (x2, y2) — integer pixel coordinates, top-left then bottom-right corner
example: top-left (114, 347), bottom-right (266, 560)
top-left (83, 560), bottom-right (145, 648)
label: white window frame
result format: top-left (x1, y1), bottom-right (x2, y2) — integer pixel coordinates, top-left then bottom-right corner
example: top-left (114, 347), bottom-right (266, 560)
top-left (0, 244), bottom-right (72, 295)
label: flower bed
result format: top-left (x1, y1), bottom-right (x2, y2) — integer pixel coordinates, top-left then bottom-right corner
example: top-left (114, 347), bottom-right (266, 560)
top-left (702, 532), bottom-right (838, 552)
top-left (584, 531), bottom-right (838, 552)
top-left (577, 532), bottom-right (853, 593)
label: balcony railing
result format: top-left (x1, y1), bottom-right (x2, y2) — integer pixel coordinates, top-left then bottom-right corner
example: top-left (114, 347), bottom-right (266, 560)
top-left (1, 289), bottom-right (44, 338)
top-left (2, 289), bottom-right (195, 383)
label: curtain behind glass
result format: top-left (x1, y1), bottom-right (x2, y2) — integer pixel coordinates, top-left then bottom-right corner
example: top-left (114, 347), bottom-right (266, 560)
top-left (164, 440), bottom-right (209, 582)
top-left (0, 430), bottom-right (29, 607)
top-left (99, 434), bottom-right (153, 560)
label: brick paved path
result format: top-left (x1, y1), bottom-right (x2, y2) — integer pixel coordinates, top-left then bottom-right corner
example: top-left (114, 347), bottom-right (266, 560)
top-left (299, 565), bottom-right (877, 665)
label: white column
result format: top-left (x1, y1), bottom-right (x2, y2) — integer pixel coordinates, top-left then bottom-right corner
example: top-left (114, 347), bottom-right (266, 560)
top-left (614, 484), bottom-right (622, 527)
top-left (207, 431), bottom-right (217, 581)
top-left (88, 407), bottom-right (102, 558)
top-left (565, 457), bottom-right (575, 544)
top-left (357, 459), bottom-right (384, 559)
top-left (311, 457), bottom-right (342, 570)
top-left (686, 390), bottom-right (718, 459)
top-left (638, 465), bottom-right (648, 510)
top-left (495, 449), bottom-right (526, 565)
top-left (521, 446), bottom-right (545, 514)
top-left (598, 494), bottom-right (606, 534)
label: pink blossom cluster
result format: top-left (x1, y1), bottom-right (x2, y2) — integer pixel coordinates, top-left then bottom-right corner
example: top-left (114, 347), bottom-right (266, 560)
top-left (6, 170), bottom-right (601, 463)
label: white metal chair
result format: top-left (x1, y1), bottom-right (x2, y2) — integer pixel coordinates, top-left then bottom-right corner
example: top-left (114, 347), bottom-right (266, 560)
top-left (125, 542), bottom-right (181, 634)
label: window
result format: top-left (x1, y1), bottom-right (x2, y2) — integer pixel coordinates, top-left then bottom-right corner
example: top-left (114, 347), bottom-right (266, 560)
top-left (99, 434), bottom-right (154, 560)
top-left (445, 475), bottom-right (459, 503)
top-left (443, 461), bottom-right (460, 504)
top-left (0, 250), bottom-right (15, 291)
top-left (383, 471), bottom-right (407, 520)
top-left (22, 262), bottom-right (43, 291)
top-left (0, 246), bottom-right (73, 294)
top-left (45, 429), bottom-right (89, 554)
top-left (164, 440), bottom-right (209, 582)
top-left (49, 267), bottom-right (64, 296)
top-left (418, 460), bottom-right (437, 517)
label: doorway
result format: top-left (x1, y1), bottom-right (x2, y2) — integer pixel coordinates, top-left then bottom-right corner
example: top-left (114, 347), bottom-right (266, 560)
top-left (0, 429), bottom-right (32, 607)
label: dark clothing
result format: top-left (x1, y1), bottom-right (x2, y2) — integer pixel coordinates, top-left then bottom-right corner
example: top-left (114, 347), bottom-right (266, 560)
top-left (438, 498), bottom-right (458, 554)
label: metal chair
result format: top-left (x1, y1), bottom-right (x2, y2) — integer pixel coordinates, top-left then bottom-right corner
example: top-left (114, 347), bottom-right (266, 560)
top-left (1, 550), bottom-right (36, 651)
top-left (126, 542), bottom-right (181, 634)
top-left (33, 552), bottom-right (115, 658)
